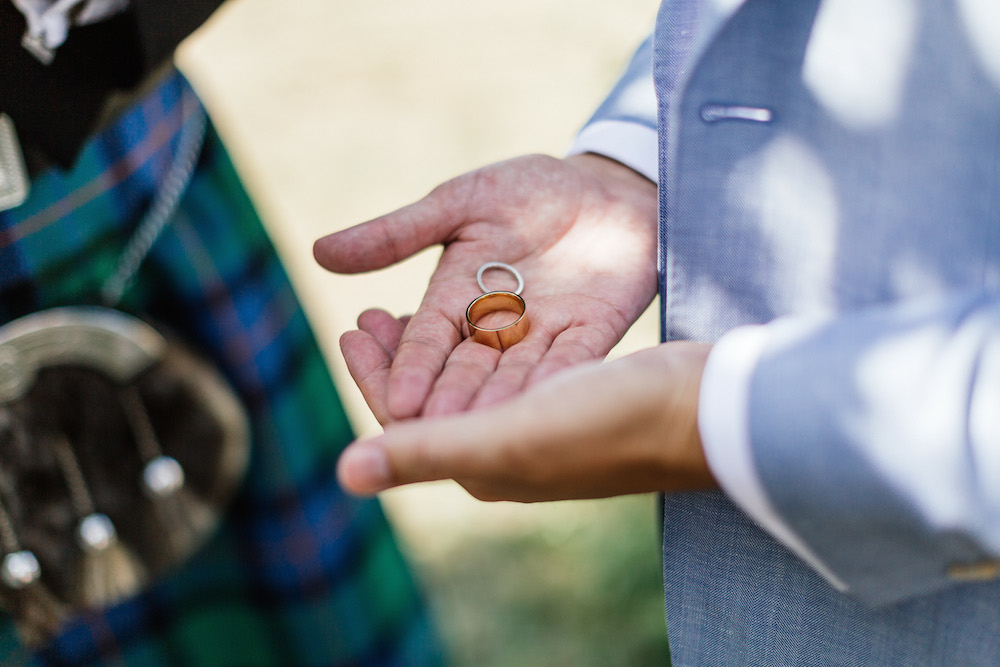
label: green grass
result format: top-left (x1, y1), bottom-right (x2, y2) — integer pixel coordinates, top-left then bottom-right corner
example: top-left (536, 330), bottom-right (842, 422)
top-left (412, 494), bottom-right (670, 666)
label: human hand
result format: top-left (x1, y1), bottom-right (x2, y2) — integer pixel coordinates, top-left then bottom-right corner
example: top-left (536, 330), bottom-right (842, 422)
top-left (313, 153), bottom-right (658, 424)
top-left (335, 342), bottom-right (717, 502)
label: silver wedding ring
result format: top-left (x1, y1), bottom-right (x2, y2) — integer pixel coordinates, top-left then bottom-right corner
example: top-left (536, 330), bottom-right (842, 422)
top-left (476, 261), bottom-right (523, 295)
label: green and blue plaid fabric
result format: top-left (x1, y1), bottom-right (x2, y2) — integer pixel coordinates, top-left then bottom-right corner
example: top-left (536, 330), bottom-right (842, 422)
top-left (0, 69), bottom-right (442, 666)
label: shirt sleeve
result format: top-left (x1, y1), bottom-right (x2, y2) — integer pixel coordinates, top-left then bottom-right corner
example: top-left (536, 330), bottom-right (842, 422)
top-left (702, 291), bottom-right (1000, 606)
top-left (699, 322), bottom-right (850, 593)
top-left (565, 33), bottom-right (659, 183)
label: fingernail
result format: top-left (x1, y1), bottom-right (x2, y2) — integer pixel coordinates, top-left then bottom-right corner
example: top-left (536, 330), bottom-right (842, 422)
top-left (338, 443), bottom-right (391, 494)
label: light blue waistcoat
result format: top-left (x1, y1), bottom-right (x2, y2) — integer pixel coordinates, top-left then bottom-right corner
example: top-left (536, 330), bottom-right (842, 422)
top-left (590, 0), bottom-right (1000, 663)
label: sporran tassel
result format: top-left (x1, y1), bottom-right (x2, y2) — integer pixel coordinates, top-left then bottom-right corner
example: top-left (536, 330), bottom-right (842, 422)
top-left (121, 388), bottom-right (217, 563)
top-left (0, 552), bottom-right (68, 647)
top-left (74, 513), bottom-right (145, 607)
top-left (0, 487), bottom-right (68, 646)
top-left (52, 437), bottom-right (147, 607)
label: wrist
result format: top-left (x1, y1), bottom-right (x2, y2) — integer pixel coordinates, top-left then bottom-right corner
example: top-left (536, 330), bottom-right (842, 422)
top-left (566, 151), bottom-right (656, 189)
top-left (629, 341), bottom-right (717, 492)
top-left (667, 341), bottom-right (717, 490)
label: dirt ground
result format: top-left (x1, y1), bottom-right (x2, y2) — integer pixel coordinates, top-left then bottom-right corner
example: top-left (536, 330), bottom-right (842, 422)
top-left (177, 2), bottom-right (666, 663)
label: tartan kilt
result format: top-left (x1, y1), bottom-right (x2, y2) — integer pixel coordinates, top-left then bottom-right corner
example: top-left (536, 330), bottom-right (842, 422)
top-left (0, 69), bottom-right (441, 666)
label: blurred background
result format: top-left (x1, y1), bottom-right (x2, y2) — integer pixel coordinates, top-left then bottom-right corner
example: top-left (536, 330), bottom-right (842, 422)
top-left (176, 1), bottom-right (665, 664)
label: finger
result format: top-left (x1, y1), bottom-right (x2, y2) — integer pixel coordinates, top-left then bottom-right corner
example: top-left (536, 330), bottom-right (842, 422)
top-left (384, 306), bottom-right (465, 419)
top-left (525, 324), bottom-right (614, 386)
top-left (469, 316), bottom-right (616, 410)
top-left (421, 338), bottom-right (501, 417)
top-left (466, 334), bottom-right (551, 411)
top-left (313, 178), bottom-right (472, 273)
top-left (340, 329), bottom-right (394, 424)
top-left (411, 292), bottom-right (547, 416)
top-left (357, 309), bottom-right (408, 361)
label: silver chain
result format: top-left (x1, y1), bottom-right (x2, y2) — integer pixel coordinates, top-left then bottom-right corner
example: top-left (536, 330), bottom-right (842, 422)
top-left (99, 95), bottom-right (207, 307)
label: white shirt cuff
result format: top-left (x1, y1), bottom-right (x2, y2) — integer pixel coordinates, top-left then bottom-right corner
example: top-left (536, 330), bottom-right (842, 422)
top-left (699, 324), bottom-right (850, 593)
top-left (566, 120), bottom-right (659, 184)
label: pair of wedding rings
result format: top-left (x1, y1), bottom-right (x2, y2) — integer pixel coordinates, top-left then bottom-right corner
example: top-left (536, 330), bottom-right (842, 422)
top-left (465, 262), bottom-right (529, 351)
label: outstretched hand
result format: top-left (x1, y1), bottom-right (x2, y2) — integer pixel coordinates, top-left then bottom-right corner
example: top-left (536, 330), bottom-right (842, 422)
top-left (313, 153), bottom-right (658, 424)
top-left (335, 342), bottom-right (717, 502)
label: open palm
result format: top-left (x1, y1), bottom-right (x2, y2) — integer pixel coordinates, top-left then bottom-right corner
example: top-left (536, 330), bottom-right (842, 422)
top-left (313, 153), bottom-right (658, 423)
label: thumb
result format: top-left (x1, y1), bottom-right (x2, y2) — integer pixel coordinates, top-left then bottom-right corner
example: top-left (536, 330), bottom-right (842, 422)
top-left (335, 411), bottom-right (493, 495)
top-left (313, 177), bottom-right (473, 274)
top-left (336, 440), bottom-right (396, 495)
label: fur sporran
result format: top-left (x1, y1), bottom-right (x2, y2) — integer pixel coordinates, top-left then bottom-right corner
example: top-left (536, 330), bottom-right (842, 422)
top-left (0, 307), bottom-right (250, 646)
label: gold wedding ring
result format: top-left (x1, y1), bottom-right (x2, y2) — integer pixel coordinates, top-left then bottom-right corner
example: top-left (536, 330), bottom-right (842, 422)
top-left (466, 291), bottom-right (529, 351)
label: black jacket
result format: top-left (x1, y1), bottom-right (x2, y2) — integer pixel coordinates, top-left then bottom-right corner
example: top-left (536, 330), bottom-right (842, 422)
top-left (0, 0), bottom-right (224, 168)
